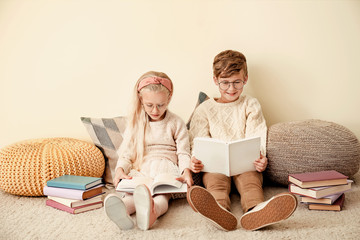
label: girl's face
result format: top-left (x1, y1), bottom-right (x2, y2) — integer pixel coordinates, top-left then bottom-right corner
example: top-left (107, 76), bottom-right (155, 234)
top-left (140, 90), bottom-right (170, 122)
top-left (214, 70), bottom-right (248, 103)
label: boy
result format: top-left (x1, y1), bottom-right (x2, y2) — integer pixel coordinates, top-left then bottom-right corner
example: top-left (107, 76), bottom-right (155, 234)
top-left (187, 50), bottom-right (297, 231)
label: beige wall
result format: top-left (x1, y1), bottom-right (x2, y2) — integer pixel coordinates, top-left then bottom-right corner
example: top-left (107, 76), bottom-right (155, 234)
top-left (1, 0), bottom-right (359, 148)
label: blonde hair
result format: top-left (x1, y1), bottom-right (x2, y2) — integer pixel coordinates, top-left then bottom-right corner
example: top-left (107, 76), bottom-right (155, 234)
top-left (128, 71), bottom-right (173, 170)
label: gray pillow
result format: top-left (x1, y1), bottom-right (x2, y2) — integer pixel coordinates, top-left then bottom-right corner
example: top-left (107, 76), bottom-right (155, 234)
top-left (81, 116), bottom-right (127, 185)
top-left (265, 119), bottom-right (360, 186)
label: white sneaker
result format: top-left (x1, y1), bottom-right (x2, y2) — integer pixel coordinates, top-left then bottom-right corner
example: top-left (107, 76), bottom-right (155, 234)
top-left (240, 192), bottom-right (298, 231)
top-left (134, 184), bottom-right (157, 231)
top-left (104, 193), bottom-right (134, 230)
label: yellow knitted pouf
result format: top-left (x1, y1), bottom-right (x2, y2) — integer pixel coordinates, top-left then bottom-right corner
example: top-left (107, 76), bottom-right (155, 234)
top-left (0, 138), bottom-right (105, 196)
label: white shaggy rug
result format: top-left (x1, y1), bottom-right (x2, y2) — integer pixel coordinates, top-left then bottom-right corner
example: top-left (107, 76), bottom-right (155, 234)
top-left (1, 172), bottom-right (360, 240)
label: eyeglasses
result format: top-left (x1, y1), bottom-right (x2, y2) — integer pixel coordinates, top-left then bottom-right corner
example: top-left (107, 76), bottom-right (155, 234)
top-left (143, 103), bottom-right (167, 111)
top-left (218, 80), bottom-right (245, 90)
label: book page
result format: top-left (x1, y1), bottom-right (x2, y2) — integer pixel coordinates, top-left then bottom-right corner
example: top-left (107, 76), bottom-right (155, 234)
top-left (228, 136), bottom-right (259, 176)
top-left (194, 137), bottom-right (229, 176)
top-left (116, 176), bottom-right (153, 192)
top-left (152, 173), bottom-right (182, 189)
top-left (151, 173), bottom-right (186, 195)
top-left (152, 182), bottom-right (187, 195)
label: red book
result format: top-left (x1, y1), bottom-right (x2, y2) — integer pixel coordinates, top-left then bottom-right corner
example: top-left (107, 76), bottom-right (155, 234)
top-left (288, 170), bottom-right (348, 188)
top-left (308, 193), bottom-right (345, 211)
top-left (46, 199), bottom-right (103, 214)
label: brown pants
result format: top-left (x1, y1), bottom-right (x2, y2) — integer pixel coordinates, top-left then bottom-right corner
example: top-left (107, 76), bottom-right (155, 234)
top-left (203, 171), bottom-right (264, 213)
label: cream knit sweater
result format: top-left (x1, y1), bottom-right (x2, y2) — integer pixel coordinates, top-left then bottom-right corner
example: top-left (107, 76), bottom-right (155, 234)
top-left (115, 110), bottom-right (191, 176)
top-left (189, 95), bottom-right (267, 155)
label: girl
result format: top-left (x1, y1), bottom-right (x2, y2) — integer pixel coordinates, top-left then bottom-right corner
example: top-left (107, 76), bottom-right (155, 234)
top-left (104, 71), bottom-right (193, 231)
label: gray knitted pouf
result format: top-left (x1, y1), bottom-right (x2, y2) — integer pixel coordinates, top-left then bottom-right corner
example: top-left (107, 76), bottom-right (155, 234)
top-left (265, 119), bottom-right (360, 186)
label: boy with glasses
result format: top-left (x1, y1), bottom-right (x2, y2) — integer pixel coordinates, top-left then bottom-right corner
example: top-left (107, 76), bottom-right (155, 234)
top-left (187, 50), bottom-right (297, 231)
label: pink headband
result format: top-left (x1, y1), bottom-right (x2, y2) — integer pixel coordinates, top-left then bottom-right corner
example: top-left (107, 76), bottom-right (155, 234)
top-left (137, 77), bottom-right (172, 92)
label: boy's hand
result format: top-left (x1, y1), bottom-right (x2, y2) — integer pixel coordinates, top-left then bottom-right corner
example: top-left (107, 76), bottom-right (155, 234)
top-left (190, 156), bottom-right (204, 173)
top-left (176, 168), bottom-right (193, 187)
top-left (254, 153), bottom-right (268, 172)
top-left (113, 167), bottom-right (132, 187)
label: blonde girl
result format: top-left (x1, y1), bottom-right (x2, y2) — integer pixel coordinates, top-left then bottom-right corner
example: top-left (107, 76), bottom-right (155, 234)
top-left (104, 71), bottom-right (193, 231)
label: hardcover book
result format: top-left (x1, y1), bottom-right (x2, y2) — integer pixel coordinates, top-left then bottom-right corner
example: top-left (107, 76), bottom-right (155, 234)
top-left (308, 193), bottom-right (345, 211)
top-left (300, 192), bottom-right (345, 205)
top-left (46, 199), bottom-right (103, 214)
top-left (43, 184), bottom-right (104, 200)
top-left (47, 175), bottom-right (102, 190)
top-left (289, 180), bottom-right (352, 199)
top-left (193, 136), bottom-right (260, 177)
top-left (47, 194), bottom-right (104, 208)
top-left (116, 173), bottom-right (187, 196)
top-left (288, 170), bottom-right (348, 188)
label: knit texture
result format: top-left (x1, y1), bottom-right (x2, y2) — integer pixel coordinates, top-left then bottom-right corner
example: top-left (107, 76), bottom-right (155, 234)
top-left (189, 95), bottom-right (267, 155)
top-left (116, 111), bottom-right (191, 177)
top-left (265, 119), bottom-right (360, 186)
top-left (0, 138), bottom-right (105, 196)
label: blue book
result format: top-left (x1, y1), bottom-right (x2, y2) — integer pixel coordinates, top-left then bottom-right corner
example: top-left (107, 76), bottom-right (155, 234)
top-left (47, 175), bottom-right (102, 190)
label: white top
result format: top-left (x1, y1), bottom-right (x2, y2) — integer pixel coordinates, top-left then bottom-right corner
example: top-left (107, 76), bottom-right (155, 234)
top-left (115, 110), bottom-right (191, 178)
top-left (189, 95), bottom-right (267, 155)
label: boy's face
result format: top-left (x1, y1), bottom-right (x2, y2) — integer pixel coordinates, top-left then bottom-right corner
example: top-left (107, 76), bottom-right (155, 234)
top-left (213, 70), bottom-right (248, 103)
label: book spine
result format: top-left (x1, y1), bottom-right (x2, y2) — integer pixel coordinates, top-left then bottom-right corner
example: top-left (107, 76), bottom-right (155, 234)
top-left (226, 144), bottom-right (230, 177)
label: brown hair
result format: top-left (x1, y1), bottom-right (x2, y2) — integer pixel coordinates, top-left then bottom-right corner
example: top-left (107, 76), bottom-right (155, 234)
top-left (213, 50), bottom-right (248, 78)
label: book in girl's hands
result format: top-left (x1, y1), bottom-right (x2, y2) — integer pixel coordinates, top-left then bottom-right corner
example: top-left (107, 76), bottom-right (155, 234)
top-left (46, 199), bottom-right (103, 214)
top-left (116, 173), bottom-right (187, 196)
top-left (301, 192), bottom-right (344, 205)
top-left (289, 180), bottom-right (352, 199)
top-left (43, 184), bottom-right (104, 200)
top-left (308, 193), bottom-right (345, 211)
top-left (193, 136), bottom-right (260, 177)
top-left (288, 170), bottom-right (348, 188)
top-left (47, 175), bottom-right (102, 190)
top-left (47, 194), bottom-right (104, 208)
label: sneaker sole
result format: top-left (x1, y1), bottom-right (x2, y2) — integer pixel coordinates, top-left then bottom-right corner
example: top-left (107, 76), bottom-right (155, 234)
top-left (187, 186), bottom-right (238, 231)
top-left (104, 194), bottom-right (134, 230)
top-left (240, 193), bottom-right (297, 231)
top-left (134, 185), bottom-right (151, 231)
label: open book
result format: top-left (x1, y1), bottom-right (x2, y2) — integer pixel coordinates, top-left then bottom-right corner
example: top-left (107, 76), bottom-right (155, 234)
top-left (193, 136), bottom-right (260, 177)
top-left (116, 173), bottom-right (187, 196)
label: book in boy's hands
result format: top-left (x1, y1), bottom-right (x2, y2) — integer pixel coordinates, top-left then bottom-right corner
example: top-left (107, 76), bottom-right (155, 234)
top-left (47, 175), bottom-right (102, 190)
top-left (43, 184), bottom-right (104, 200)
top-left (301, 192), bottom-right (344, 205)
top-left (116, 173), bottom-right (187, 196)
top-left (288, 170), bottom-right (348, 188)
top-left (47, 194), bottom-right (104, 208)
top-left (289, 180), bottom-right (352, 199)
top-left (45, 199), bottom-right (103, 214)
top-left (193, 136), bottom-right (260, 177)
top-left (308, 193), bottom-right (345, 211)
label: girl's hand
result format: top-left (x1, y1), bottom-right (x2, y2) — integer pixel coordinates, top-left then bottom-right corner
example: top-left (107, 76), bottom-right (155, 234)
top-left (190, 156), bottom-right (204, 173)
top-left (113, 167), bottom-right (132, 187)
top-left (176, 168), bottom-right (193, 187)
top-left (254, 153), bottom-right (268, 172)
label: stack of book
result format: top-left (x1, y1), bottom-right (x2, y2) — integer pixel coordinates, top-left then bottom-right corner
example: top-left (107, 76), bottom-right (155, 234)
top-left (288, 170), bottom-right (352, 211)
top-left (43, 175), bottom-right (104, 214)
